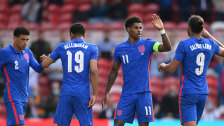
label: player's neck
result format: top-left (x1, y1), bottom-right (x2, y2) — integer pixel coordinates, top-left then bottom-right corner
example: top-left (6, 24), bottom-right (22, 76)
top-left (128, 37), bottom-right (139, 44)
top-left (191, 33), bottom-right (201, 40)
top-left (13, 43), bottom-right (22, 52)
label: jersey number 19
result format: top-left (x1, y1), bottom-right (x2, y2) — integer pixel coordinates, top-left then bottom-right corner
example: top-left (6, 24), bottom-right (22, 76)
top-left (67, 50), bottom-right (84, 73)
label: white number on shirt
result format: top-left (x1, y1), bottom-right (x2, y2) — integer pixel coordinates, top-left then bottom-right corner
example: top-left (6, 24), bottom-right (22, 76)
top-left (14, 61), bottom-right (19, 70)
top-left (67, 50), bottom-right (84, 73)
top-left (145, 106), bottom-right (152, 115)
top-left (195, 52), bottom-right (205, 75)
top-left (122, 54), bottom-right (129, 64)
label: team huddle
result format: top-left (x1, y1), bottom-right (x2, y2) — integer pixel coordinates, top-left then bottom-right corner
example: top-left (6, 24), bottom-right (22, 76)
top-left (0, 14), bottom-right (223, 126)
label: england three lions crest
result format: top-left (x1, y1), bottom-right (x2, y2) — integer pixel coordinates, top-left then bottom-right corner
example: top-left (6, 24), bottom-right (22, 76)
top-left (138, 45), bottom-right (145, 55)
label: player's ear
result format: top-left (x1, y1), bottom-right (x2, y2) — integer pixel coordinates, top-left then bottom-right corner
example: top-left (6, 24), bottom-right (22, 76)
top-left (127, 27), bottom-right (130, 33)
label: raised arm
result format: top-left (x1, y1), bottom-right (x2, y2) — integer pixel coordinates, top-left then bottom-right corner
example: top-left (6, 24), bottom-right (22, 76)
top-left (202, 28), bottom-right (224, 57)
top-left (202, 28), bottom-right (224, 48)
top-left (87, 59), bottom-right (98, 108)
top-left (152, 14), bottom-right (171, 52)
top-left (158, 59), bottom-right (181, 74)
top-left (102, 61), bottom-right (121, 109)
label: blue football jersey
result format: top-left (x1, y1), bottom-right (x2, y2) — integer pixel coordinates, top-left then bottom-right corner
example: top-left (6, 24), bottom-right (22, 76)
top-left (50, 39), bottom-right (98, 96)
top-left (0, 45), bottom-right (42, 103)
top-left (114, 38), bottom-right (157, 95)
top-left (174, 37), bottom-right (220, 96)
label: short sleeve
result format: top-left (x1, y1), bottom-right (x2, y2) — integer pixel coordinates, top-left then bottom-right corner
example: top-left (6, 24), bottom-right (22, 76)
top-left (210, 39), bottom-right (220, 54)
top-left (114, 46), bottom-right (120, 62)
top-left (91, 45), bottom-right (98, 60)
top-left (173, 41), bottom-right (185, 62)
top-left (50, 44), bottom-right (61, 61)
top-left (146, 39), bottom-right (157, 52)
top-left (27, 48), bottom-right (43, 73)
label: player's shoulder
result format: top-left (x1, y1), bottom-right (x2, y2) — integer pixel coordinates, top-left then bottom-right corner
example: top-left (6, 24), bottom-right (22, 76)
top-left (0, 46), bottom-right (12, 53)
top-left (115, 41), bottom-right (128, 49)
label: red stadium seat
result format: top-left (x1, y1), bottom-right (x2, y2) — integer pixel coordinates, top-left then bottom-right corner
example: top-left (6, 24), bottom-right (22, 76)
top-left (150, 77), bottom-right (163, 86)
top-left (40, 22), bottom-right (56, 30)
top-left (0, 13), bottom-right (8, 24)
top-left (48, 13), bottom-right (58, 25)
top-left (58, 22), bottom-right (72, 30)
top-left (60, 4), bottom-right (76, 13)
top-left (78, 3), bottom-right (91, 12)
top-left (177, 22), bottom-right (188, 30)
top-left (144, 22), bottom-right (157, 30)
top-left (163, 22), bottom-right (176, 31)
top-left (128, 4), bottom-right (144, 13)
top-left (24, 23), bottom-right (40, 30)
top-left (0, 23), bottom-right (7, 30)
top-left (163, 77), bottom-right (180, 88)
top-left (48, 4), bottom-right (60, 13)
top-left (207, 76), bottom-right (218, 88)
top-left (144, 4), bottom-right (159, 13)
top-left (128, 12), bottom-right (143, 19)
top-left (90, 22), bottom-right (108, 30)
top-left (11, 4), bottom-right (23, 14)
top-left (97, 58), bottom-right (111, 68)
top-left (0, 4), bottom-right (9, 13)
top-left (77, 0), bottom-right (91, 5)
top-left (59, 13), bottom-right (73, 23)
top-left (143, 13), bottom-right (153, 23)
top-left (64, 0), bottom-right (76, 4)
top-left (108, 21), bottom-right (124, 31)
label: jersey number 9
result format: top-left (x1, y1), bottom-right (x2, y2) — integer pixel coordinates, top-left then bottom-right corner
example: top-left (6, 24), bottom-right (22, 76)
top-left (195, 52), bottom-right (205, 76)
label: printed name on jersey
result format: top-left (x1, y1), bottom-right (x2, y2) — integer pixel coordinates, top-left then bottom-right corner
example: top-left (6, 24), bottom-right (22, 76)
top-left (64, 43), bottom-right (88, 49)
top-left (190, 43), bottom-right (211, 51)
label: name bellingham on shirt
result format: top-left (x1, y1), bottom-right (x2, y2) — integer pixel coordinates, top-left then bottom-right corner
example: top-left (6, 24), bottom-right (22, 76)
top-left (64, 43), bottom-right (88, 49)
top-left (190, 43), bottom-right (211, 51)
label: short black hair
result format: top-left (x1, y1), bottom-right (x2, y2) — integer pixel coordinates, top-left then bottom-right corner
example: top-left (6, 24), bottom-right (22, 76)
top-left (188, 15), bottom-right (204, 33)
top-left (125, 16), bottom-right (142, 29)
top-left (13, 26), bottom-right (30, 37)
top-left (70, 23), bottom-right (85, 36)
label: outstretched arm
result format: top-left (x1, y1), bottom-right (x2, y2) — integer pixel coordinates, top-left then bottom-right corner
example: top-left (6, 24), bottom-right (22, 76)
top-left (158, 59), bottom-right (181, 74)
top-left (41, 56), bottom-right (55, 68)
top-left (102, 61), bottom-right (121, 109)
top-left (88, 59), bottom-right (98, 108)
top-left (202, 28), bottom-right (224, 57)
top-left (152, 14), bottom-right (171, 52)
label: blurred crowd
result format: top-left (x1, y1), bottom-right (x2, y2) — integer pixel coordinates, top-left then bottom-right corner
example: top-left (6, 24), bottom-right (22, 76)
top-left (0, 0), bottom-right (224, 121)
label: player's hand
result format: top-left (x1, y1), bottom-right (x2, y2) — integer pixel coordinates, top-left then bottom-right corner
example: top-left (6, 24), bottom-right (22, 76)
top-left (158, 63), bottom-right (166, 73)
top-left (152, 14), bottom-right (164, 31)
top-left (201, 28), bottom-right (211, 38)
top-left (87, 95), bottom-right (97, 108)
top-left (102, 94), bottom-right (109, 110)
top-left (40, 54), bottom-right (47, 62)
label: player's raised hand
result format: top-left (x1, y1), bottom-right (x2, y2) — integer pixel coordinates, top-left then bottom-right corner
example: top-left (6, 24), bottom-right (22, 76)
top-left (87, 95), bottom-right (97, 108)
top-left (158, 63), bottom-right (166, 73)
top-left (152, 14), bottom-right (164, 31)
top-left (102, 94), bottom-right (109, 110)
top-left (40, 54), bottom-right (47, 62)
top-left (201, 28), bottom-right (212, 38)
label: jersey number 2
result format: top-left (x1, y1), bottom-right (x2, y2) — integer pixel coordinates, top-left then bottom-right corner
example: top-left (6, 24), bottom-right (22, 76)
top-left (67, 50), bottom-right (84, 73)
top-left (195, 52), bottom-right (205, 75)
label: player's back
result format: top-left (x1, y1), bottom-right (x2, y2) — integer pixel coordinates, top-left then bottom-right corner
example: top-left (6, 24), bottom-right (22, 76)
top-left (50, 39), bottom-right (98, 96)
top-left (176, 36), bottom-right (220, 96)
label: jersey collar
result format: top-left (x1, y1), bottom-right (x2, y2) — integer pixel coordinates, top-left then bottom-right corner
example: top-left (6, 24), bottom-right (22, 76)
top-left (9, 45), bottom-right (24, 54)
top-left (191, 36), bottom-right (204, 42)
top-left (72, 39), bottom-right (84, 43)
top-left (126, 38), bottom-right (142, 46)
